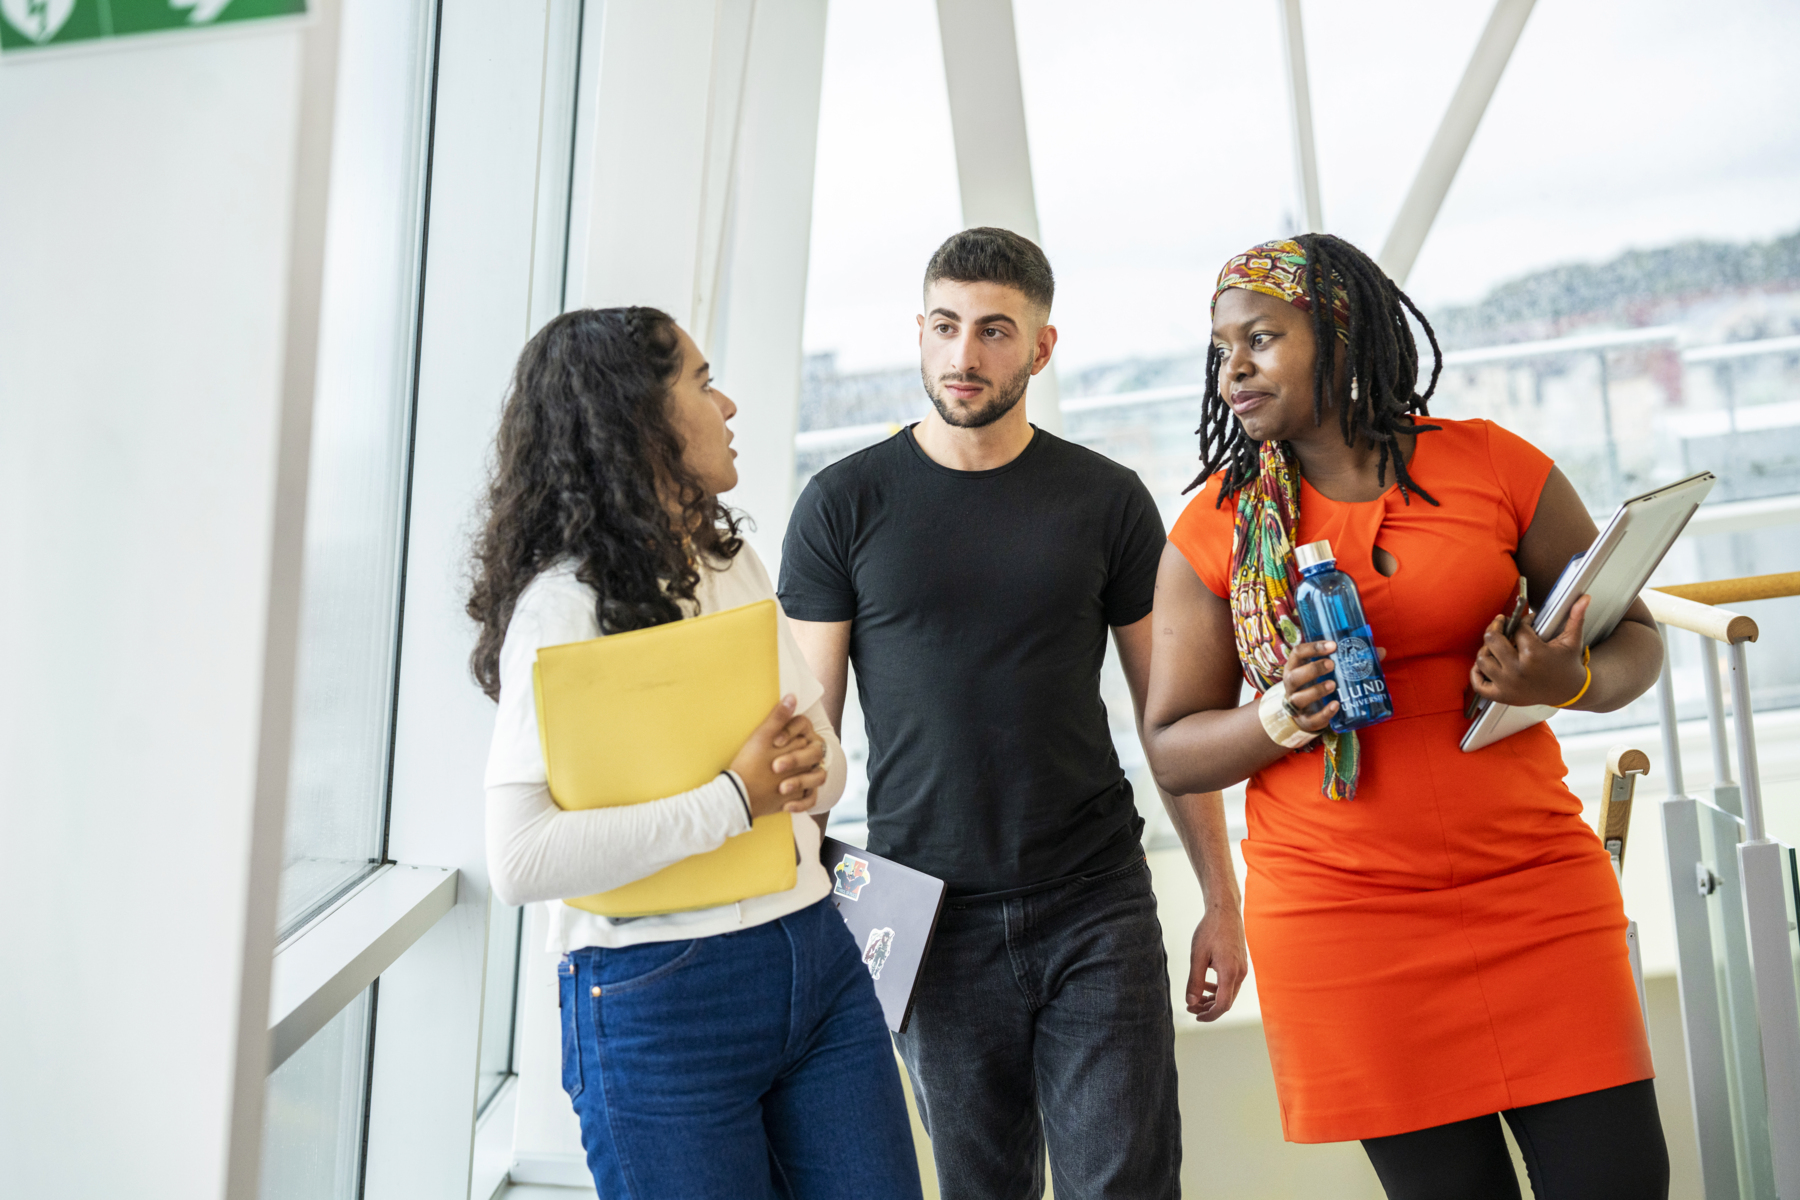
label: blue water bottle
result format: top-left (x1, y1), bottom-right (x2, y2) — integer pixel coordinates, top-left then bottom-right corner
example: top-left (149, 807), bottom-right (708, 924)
top-left (1294, 539), bottom-right (1394, 733)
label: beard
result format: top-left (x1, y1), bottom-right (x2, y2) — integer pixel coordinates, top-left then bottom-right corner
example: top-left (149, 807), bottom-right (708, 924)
top-left (923, 359), bottom-right (1034, 429)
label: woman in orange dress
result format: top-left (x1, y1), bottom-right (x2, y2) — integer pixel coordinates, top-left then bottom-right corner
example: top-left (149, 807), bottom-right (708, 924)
top-left (1142, 235), bottom-right (1670, 1199)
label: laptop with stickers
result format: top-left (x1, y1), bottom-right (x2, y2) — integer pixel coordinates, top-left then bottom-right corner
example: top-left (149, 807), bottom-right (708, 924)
top-left (820, 836), bottom-right (947, 1033)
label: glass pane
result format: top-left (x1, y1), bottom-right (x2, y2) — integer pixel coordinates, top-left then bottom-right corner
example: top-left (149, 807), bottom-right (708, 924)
top-left (477, 903), bottom-right (524, 1111)
top-left (1012, 0), bottom-right (1288, 375)
top-left (261, 988), bottom-right (375, 1200)
top-left (1401, 0), bottom-right (1800, 735)
top-left (801, 0), bottom-right (960, 380)
top-left (802, 0), bottom-right (962, 835)
top-left (278, 0), bottom-right (437, 934)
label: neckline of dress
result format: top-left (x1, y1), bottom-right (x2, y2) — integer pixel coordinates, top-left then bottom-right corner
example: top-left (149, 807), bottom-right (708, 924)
top-left (1295, 424), bottom-right (1429, 507)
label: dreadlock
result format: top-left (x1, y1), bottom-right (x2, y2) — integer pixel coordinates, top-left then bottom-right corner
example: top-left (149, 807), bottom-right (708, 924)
top-left (1188, 233), bottom-right (1444, 506)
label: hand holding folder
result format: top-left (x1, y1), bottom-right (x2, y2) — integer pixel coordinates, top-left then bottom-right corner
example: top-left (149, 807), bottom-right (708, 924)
top-left (531, 599), bottom-right (800, 918)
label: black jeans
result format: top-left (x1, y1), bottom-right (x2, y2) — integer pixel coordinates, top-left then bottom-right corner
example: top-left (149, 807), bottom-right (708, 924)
top-left (1361, 1079), bottom-right (1669, 1200)
top-left (892, 857), bottom-right (1181, 1200)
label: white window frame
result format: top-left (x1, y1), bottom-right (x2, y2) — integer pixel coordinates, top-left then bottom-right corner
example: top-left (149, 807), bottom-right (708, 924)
top-left (258, 2), bottom-right (583, 1196)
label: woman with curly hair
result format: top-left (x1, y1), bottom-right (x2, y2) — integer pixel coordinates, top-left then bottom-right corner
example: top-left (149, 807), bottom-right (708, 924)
top-left (469, 306), bottom-right (922, 1200)
top-left (1143, 237), bottom-right (1670, 1199)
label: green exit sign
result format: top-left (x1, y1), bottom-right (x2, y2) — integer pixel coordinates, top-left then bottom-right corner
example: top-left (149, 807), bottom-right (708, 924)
top-left (1, 0), bottom-right (307, 54)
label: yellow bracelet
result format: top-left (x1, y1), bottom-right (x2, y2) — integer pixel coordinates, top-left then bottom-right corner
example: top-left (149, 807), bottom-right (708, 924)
top-left (1554, 647), bottom-right (1593, 709)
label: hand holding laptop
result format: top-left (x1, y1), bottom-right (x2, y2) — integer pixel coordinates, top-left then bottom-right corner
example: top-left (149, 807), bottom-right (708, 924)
top-left (1470, 593), bottom-right (1595, 711)
top-left (1461, 469), bottom-right (1714, 753)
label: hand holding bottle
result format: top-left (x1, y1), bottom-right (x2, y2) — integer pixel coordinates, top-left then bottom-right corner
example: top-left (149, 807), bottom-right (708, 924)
top-left (1277, 638), bottom-right (1389, 735)
top-left (1292, 540), bottom-right (1395, 732)
top-left (1277, 639), bottom-right (1344, 734)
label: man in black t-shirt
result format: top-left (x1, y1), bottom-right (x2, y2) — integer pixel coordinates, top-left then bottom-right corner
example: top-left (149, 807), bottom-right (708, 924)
top-left (781, 228), bottom-right (1247, 1198)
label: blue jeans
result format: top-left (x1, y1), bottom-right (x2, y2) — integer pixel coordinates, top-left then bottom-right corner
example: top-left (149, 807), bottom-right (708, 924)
top-left (558, 897), bottom-right (924, 1200)
top-left (892, 857), bottom-right (1181, 1200)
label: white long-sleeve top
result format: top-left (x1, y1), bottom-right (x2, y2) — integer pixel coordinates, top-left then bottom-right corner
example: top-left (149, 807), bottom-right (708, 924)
top-left (483, 544), bottom-right (845, 952)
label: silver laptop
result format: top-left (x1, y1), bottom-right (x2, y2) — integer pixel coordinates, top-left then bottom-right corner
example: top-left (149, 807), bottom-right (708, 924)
top-left (1461, 470), bottom-right (1714, 752)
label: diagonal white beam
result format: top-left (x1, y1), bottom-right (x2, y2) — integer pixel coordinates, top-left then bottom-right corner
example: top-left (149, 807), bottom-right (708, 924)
top-left (1276, 0), bottom-right (1323, 234)
top-left (225, 1), bottom-right (344, 1195)
top-left (1379, 0), bottom-right (1538, 285)
top-left (935, 0), bottom-right (1040, 241)
top-left (934, 0), bottom-right (1062, 435)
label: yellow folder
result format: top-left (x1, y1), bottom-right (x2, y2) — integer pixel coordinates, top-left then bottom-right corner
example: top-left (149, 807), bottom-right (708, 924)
top-left (531, 598), bottom-right (797, 918)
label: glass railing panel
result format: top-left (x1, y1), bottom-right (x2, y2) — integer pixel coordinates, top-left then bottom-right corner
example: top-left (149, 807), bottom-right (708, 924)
top-left (1698, 803), bottom-right (1778, 1199)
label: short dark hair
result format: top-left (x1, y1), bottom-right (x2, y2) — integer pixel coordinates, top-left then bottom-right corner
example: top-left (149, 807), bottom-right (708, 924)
top-left (924, 227), bottom-right (1054, 313)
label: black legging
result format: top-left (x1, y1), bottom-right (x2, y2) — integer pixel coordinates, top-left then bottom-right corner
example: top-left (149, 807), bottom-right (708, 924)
top-left (1361, 1079), bottom-right (1669, 1200)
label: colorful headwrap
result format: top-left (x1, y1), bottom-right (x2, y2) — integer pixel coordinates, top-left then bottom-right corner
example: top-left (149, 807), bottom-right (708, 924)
top-left (1211, 238), bottom-right (1351, 341)
top-left (1217, 239), bottom-right (1360, 800)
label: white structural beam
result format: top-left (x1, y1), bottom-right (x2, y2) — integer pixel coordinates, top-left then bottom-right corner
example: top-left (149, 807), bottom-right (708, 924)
top-left (711, 0), bottom-right (831, 564)
top-left (567, 0), bottom-right (824, 566)
top-left (567, 0), bottom-right (746, 330)
top-left (1276, 0), bottom-right (1323, 234)
top-left (226, 4), bottom-right (344, 1195)
top-left (935, 0), bottom-right (1040, 242)
top-left (1378, 0), bottom-right (1537, 285)
top-left (934, 0), bottom-right (1063, 436)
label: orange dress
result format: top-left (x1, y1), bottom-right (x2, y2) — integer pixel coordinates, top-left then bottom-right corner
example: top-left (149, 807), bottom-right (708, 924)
top-left (1169, 417), bottom-right (1653, 1143)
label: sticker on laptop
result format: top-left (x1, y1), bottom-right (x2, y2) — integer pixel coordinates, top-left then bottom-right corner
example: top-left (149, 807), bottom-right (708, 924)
top-left (862, 926), bottom-right (895, 981)
top-left (833, 853), bottom-right (871, 901)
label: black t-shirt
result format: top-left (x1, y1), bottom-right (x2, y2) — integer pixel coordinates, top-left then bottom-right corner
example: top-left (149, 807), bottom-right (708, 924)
top-left (778, 426), bottom-right (1166, 896)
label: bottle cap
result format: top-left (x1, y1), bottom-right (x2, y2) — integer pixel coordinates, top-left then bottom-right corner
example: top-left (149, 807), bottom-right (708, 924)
top-left (1295, 540), bottom-right (1334, 571)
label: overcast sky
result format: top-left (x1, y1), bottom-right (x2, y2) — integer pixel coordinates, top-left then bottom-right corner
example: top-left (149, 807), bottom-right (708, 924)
top-left (800, 0), bottom-right (1800, 372)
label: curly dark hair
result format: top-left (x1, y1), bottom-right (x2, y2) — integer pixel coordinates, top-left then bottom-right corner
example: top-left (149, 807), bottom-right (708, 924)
top-left (466, 306), bottom-right (742, 699)
top-left (1189, 232), bottom-right (1444, 506)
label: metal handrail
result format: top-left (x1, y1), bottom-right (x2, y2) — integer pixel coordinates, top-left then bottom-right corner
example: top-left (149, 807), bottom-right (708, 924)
top-left (1440, 324), bottom-right (1679, 366)
top-left (792, 332), bottom-right (1800, 453)
top-left (1683, 333), bottom-right (1800, 364)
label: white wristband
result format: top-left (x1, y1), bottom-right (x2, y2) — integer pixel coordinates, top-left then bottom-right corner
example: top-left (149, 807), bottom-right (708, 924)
top-left (1259, 680), bottom-right (1320, 750)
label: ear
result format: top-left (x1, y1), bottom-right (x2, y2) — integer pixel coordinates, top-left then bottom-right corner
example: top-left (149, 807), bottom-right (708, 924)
top-left (1032, 322), bottom-right (1058, 374)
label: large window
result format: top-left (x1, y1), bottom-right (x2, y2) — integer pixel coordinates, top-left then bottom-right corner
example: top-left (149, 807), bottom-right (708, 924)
top-left (797, 0), bottom-right (1800, 844)
top-left (262, 1), bottom-right (438, 1194)
top-left (277, 0), bottom-right (439, 937)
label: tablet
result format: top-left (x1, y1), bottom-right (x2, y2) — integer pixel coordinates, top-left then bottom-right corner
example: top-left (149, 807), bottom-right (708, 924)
top-left (1461, 470), bottom-right (1715, 753)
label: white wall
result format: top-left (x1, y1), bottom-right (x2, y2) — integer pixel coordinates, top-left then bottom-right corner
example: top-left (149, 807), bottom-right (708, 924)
top-left (566, 0), bottom-right (827, 566)
top-left (0, 30), bottom-right (304, 1200)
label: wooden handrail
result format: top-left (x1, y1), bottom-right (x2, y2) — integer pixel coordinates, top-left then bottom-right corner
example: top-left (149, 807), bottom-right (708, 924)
top-left (1598, 747), bottom-right (1649, 873)
top-left (1642, 589), bottom-right (1759, 644)
top-left (1654, 571), bottom-right (1800, 606)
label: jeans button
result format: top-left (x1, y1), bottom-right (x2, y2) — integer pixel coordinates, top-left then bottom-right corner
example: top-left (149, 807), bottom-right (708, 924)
top-left (591, 985), bottom-right (603, 997)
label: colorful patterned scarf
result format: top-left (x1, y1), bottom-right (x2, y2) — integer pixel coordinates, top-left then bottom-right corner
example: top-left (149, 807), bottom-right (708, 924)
top-left (1213, 238), bottom-right (1351, 336)
top-left (1219, 242), bottom-right (1360, 800)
